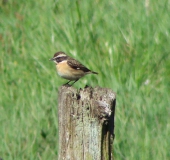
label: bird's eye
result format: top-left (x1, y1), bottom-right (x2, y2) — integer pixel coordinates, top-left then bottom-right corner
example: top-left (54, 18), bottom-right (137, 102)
top-left (56, 56), bottom-right (67, 63)
top-left (55, 57), bottom-right (62, 63)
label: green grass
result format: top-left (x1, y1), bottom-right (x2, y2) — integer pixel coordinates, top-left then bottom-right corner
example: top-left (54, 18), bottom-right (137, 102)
top-left (0, 0), bottom-right (170, 159)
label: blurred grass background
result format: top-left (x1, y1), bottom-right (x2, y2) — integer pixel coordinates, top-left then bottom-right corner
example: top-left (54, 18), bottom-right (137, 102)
top-left (0, 0), bottom-right (170, 159)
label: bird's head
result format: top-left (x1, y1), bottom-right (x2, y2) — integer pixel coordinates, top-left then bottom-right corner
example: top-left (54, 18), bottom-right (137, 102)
top-left (50, 51), bottom-right (68, 64)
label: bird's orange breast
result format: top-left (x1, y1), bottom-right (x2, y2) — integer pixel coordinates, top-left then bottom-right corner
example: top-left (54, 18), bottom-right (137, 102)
top-left (56, 61), bottom-right (85, 80)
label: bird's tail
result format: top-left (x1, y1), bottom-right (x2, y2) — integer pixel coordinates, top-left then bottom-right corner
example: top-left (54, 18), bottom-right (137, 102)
top-left (91, 71), bottom-right (98, 74)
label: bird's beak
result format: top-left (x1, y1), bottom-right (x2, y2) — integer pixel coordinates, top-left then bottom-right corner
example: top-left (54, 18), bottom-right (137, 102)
top-left (49, 58), bottom-right (54, 61)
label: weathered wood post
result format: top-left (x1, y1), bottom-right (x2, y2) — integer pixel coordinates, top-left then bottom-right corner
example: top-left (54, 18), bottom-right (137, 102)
top-left (58, 86), bottom-right (116, 160)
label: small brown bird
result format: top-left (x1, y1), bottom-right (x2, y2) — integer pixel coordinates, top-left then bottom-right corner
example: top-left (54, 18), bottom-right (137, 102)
top-left (50, 51), bottom-right (98, 85)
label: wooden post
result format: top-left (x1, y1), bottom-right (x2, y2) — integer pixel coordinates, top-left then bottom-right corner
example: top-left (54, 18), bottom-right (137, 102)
top-left (58, 86), bottom-right (116, 160)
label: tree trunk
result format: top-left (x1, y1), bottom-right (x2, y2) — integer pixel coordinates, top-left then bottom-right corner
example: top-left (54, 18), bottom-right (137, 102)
top-left (58, 86), bottom-right (116, 160)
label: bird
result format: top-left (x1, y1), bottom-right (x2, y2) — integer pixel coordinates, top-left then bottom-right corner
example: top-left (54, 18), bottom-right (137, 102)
top-left (50, 51), bottom-right (98, 85)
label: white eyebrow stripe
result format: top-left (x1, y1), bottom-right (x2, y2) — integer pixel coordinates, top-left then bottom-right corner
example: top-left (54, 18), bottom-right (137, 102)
top-left (56, 54), bottom-right (67, 58)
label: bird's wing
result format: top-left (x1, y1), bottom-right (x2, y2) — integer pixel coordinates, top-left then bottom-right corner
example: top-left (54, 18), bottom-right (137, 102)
top-left (67, 58), bottom-right (91, 72)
